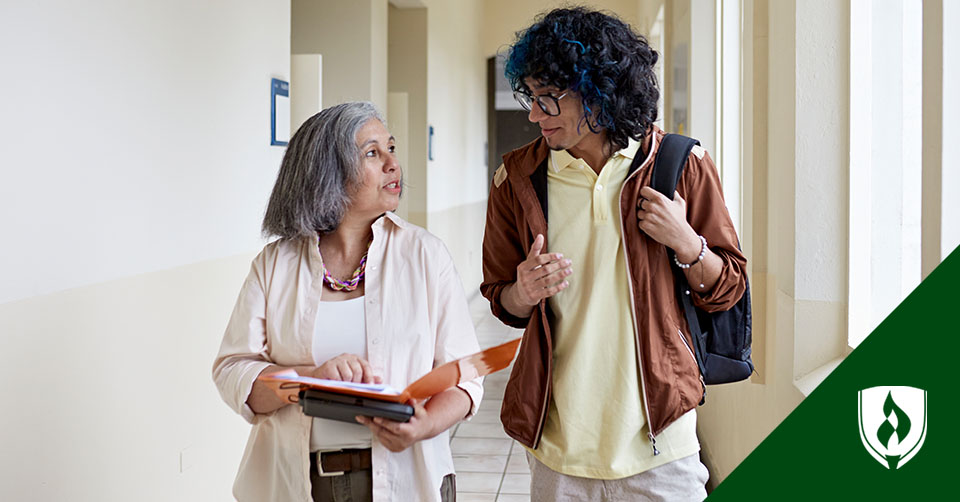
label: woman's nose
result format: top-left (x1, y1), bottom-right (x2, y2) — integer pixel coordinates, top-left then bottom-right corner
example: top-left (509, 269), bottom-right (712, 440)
top-left (384, 152), bottom-right (399, 172)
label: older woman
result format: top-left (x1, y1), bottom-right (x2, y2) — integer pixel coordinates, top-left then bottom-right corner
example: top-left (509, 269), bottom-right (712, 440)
top-left (213, 102), bottom-right (482, 502)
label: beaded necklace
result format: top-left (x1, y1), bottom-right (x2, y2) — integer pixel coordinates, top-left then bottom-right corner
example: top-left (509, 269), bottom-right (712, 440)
top-left (320, 240), bottom-right (371, 292)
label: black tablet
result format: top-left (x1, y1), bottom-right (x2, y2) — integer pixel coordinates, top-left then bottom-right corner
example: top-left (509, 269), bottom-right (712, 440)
top-left (299, 389), bottom-right (414, 423)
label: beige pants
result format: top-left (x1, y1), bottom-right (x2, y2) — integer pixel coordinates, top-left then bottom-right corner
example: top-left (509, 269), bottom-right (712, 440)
top-left (527, 452), bottom-right (709, 502)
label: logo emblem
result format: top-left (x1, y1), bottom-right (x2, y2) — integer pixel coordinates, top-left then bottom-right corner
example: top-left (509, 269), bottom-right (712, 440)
top-left (857, 386), bottom-right (927, 469)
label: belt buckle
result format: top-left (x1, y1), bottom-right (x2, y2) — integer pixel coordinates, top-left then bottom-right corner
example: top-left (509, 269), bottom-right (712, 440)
top-left (317, 451), bottom-right (345, 477)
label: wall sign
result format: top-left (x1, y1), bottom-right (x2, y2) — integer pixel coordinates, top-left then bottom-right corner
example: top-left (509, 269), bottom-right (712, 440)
top-left (271, 78), bottom-right (290, 146)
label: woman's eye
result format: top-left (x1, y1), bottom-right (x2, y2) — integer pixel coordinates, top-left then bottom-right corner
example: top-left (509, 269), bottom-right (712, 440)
top-left (388, 145), bottom-right (396, 153)
top-left (365, 150), bottom-right (377, 157)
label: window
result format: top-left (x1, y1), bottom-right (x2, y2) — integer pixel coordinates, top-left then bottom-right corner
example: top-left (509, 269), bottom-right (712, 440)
top-left (848, 0), bottom-right (923, 347)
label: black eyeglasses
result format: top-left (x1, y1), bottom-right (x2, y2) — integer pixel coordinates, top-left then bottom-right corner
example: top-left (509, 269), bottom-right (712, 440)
top-left (513, 90), bottom-right (569, 116)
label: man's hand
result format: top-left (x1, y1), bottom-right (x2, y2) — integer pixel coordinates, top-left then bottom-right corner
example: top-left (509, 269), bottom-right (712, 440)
top-left (312, 353), bottom-right (381, 384)
top-left (511, 233), bottom-right (572, 307)
top-left (636, 187), bottom-right (702, 262)
top-left (356, 400), bottom-right (435, 452)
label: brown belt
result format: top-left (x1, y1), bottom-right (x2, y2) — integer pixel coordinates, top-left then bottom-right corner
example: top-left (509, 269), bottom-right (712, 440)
top-left (313, 448), bottom-right (372, 477)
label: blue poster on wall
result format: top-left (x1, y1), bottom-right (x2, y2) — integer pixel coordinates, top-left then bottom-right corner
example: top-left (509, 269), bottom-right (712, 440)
top-left (271, 78), bottom-right (290, 146)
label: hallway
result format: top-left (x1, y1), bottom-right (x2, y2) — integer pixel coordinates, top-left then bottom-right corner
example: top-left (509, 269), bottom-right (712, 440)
top-left (448, 296), bottom-right (530, 501)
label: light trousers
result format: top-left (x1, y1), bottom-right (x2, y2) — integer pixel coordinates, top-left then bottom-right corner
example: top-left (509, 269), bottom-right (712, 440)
top-left (527, 452), bottom-right (709, 502)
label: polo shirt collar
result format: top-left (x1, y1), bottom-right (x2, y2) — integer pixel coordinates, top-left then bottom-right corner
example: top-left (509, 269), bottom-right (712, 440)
top-left (549, 137), bottom-right (642, 173)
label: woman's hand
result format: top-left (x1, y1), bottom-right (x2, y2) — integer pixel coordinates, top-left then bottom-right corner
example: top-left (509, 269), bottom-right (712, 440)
top-left (312, 353), bottom-right (381, 384)
top-left (636, 187), bottom-right (702, 262)
top-left (355, 400), bottom-right (436, 452)
top-left (355, 387), bottom-right (471, 452)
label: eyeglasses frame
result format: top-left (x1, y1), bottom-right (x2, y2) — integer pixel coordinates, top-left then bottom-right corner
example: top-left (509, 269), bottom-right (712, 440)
top-left (513, 89), bottom-right (570, 117)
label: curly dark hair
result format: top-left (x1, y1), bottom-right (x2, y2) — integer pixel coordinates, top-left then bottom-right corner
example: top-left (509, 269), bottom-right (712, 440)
top-left (505, 7), bottom-right (659, 151)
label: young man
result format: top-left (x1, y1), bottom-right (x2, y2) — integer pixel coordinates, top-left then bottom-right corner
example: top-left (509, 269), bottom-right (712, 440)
top-left (480, 7), bottom-right (748, 501)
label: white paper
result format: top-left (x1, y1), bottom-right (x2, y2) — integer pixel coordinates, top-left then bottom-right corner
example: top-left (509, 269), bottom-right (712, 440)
top-left (275, 93), bottom-right (290, 143)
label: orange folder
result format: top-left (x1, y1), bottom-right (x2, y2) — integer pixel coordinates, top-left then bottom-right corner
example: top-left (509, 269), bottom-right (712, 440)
top-left (260, 337), bottom-right (521, 404)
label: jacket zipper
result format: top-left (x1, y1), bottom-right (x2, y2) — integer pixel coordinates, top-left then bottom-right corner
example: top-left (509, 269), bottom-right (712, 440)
top-left (618, 146), bottom-right (659, 456)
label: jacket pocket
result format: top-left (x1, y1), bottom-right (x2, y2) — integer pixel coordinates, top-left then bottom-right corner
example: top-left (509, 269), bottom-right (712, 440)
top-left (677, 327), bottom-right (706, 401)
top-left (676, 328), bottom-right (698, 367)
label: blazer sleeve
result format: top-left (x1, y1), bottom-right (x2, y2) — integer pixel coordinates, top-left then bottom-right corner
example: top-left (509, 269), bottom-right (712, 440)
top-left (678, 149), bottom-right (749, 312)
top-left (432, 242), bottom-right (484, 418)
top-left (211, 256), bottom-right (274, 425)
top-left (479, 169), bottom-right (533, 329)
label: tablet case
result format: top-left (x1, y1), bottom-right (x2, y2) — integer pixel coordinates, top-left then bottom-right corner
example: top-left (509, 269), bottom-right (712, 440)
top-left (299, 388), bottom-right (414, 423)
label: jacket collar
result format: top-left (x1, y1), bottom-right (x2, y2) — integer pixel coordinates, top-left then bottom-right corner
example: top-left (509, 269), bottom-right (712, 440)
top-left (503, 127), bottom-right (660, 179)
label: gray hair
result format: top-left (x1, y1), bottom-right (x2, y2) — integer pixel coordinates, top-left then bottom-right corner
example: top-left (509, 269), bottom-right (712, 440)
top-left (262, 101), bottom-right (383, 238)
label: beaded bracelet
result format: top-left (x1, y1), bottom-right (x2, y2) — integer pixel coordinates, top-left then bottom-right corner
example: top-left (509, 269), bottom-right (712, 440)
top-left (673, 234), bottom-right (707, 269)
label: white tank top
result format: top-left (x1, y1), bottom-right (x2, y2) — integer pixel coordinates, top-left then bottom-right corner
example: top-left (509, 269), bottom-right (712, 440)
top-left (309, 296), bottom-right (373, 452)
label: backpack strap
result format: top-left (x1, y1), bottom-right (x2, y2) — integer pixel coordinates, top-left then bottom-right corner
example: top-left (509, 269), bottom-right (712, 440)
top-left (650, 134), bottom-right (699, 198)
top-left (650, 134), bottom-right (708, 378)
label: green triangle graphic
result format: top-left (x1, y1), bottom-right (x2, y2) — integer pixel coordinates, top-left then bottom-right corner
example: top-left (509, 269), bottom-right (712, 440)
top-left (707, 247), bottom-right (959, 500)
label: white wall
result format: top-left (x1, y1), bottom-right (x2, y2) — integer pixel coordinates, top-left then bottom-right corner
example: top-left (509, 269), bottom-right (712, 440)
top-left (0, 0), bottom-right (287, 305)
top-left (0, 1), bottom-right (290, 499)
top-left (688, 0), bottom-right (717, 154)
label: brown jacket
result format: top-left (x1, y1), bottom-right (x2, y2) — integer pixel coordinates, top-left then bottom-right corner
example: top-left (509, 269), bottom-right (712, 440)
top-left (480, 127), bottom-right (748, 449)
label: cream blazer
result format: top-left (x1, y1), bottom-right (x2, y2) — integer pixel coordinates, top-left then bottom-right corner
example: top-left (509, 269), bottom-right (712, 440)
top-left (213, 212), bottom-right (483, 502)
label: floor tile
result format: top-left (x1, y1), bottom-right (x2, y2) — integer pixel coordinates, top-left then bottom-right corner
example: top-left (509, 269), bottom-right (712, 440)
top-left (499, 473), bottom-right (531, 494)
top-left (451, 437), bottom-right (513, 455)
top-left (496, 494), bottom-right (531, 502)
top-left (453, 454), bottom-right (508, 473)
top-left (468, 409), bottom-right (502, 424)
top-left (455, 471), bottom-right (503, 493)
top-left (505, 453), bottom-right (530, 474)
top-left (456, 493), bottom-right (497, 502)
top-left (455, 422), bottom-right (510, 439)
top-left (478, 399), bottom-right (503, 413)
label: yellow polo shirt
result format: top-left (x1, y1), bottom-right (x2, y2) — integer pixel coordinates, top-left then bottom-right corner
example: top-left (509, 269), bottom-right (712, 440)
top-left (529, 139), bottom-right (700, 479)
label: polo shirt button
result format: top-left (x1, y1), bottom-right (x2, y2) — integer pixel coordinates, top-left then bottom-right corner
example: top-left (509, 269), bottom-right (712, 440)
top-left (595, 184), bottom-right (603, 191)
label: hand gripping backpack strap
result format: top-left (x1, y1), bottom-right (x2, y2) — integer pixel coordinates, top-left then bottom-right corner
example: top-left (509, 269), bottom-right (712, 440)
top-left (649, 134), bottom-right (708, 378)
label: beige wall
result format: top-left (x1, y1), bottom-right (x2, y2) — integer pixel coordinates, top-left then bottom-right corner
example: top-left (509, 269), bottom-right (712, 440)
top-left (388, 5), bottom-right (429, 227)
top-left (422, 0), bottom-right (488, 293)
top-left (697, 0), bottom-right (851, 483)
top-left (0, 255), bottom-right (257, 501)
top-left (922, 0), bottom-right (960, 277)
top-left (0, 1), bottom-right (290, 499)
top-left (480, 0), bottom-right (644, 58)
top-left (292, 0), bottom-right (388, 112)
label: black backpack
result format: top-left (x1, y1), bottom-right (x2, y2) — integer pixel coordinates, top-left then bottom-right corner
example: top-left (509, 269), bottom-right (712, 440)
top-left (649, 134), bottom-right (754, 389)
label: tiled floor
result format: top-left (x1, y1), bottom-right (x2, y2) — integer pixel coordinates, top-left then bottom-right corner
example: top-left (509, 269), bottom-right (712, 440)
top-left (449, 295), bottom-right (529, 502)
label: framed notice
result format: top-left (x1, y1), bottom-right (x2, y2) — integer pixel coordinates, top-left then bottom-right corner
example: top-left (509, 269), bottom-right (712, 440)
top-left (271, 78), bottom-right (290, 146)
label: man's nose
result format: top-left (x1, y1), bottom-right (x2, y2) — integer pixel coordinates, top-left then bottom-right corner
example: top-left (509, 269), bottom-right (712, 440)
top-left (527, 102), bottom-right (545, 123)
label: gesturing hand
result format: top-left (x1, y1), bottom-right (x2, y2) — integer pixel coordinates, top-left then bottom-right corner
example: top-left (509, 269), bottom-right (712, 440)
top-left (356, 400), bottom-right (434, 452)
top-left (636, 187), bottom-right (699, 253)
top-left (513, 234), bottom-right (572, 307)
top-left (312, 353), bottom-right (381, 384)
